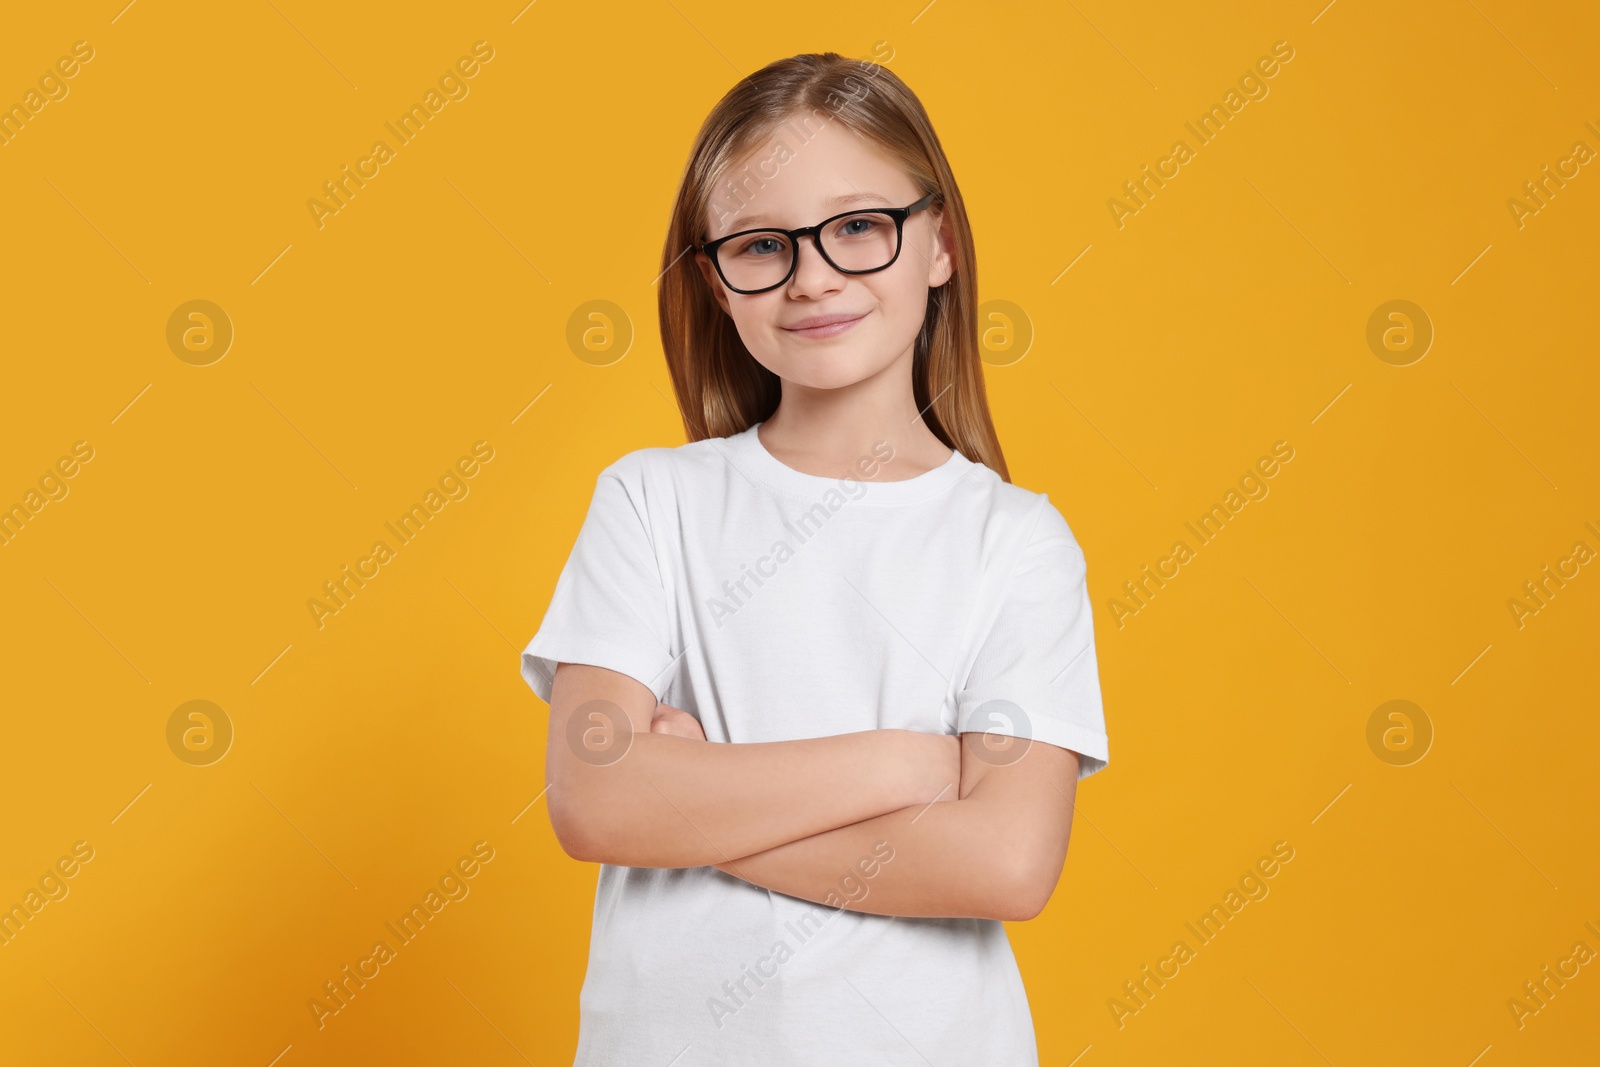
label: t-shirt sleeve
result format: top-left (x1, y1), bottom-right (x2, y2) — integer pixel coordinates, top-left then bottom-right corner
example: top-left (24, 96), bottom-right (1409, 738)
top-left (955, 495), bottom-right (1110, 779)
top-left (519, 456), bottom-right (677, 705)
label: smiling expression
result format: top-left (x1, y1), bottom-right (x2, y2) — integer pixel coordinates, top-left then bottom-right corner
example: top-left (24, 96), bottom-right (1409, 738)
top-left (695, 117), bottom-right (954, 391)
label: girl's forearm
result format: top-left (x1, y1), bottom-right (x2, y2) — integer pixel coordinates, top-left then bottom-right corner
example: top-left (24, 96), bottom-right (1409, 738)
top-left (711, 793), bottom-right (1047, 922)
top-left (549, 728), bottom-right (955, 869)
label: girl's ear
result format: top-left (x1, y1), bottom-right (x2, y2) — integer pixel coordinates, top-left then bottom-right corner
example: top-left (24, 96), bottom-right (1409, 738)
top-left (927, 209), bottom-right (956, 289)
top-left (695, 251), bottom-right (733, 315)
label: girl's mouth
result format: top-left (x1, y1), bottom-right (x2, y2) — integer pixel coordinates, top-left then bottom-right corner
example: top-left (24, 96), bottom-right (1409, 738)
top-left (781, 311), bottom-right (867, 338)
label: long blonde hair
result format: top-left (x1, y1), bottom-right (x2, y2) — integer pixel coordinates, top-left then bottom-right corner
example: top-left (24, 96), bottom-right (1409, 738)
top-left (657, 50), bottom-right (1011, 482)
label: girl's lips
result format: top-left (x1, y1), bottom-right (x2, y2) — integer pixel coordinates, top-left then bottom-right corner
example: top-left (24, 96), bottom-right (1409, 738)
top-left (782, 312), bottom-right (867, 338)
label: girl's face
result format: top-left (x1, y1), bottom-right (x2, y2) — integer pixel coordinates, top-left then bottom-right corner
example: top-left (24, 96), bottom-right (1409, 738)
top-left (695, 116), bottom-right (954, 392)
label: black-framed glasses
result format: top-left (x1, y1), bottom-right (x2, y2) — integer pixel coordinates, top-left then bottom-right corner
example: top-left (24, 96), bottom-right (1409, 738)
top-left (698, 192), bottom-right (938, 295)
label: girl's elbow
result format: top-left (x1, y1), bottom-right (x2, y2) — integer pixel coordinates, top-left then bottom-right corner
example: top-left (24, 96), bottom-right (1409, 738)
top-left (548, 798), bottom-right (666, 867)
top-left (992, 855), bottom-right (1062, 921)
top-left (989, 885), bottom-right (1046, 922)
top-left (547, 791), bottom-right (605, 863)
top-left (556, 825), bottom-right (601, 864)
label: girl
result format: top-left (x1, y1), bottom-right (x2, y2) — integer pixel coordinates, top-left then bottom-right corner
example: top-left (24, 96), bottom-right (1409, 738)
top-left (521, 51), bottom-right (1109, 1067)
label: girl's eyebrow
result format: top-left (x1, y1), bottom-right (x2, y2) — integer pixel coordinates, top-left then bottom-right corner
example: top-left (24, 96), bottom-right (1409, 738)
top-left (727, 191), bottom-right (891, 229)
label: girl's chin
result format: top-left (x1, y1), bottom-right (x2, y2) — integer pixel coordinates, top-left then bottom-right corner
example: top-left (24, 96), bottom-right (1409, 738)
top-left (764, 362), bottom-right (894, 392)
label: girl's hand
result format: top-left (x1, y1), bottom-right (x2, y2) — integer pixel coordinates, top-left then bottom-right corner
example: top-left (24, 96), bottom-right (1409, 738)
top-left (650, 701), bottom-right (707, 742)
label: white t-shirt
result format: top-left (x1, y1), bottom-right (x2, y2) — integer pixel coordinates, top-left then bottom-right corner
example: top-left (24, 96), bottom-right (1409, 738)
top-left (521, 420), bottom-right (1109, 1066)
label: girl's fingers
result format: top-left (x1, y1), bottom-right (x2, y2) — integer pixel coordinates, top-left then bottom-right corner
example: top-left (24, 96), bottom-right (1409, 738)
top-left (650, 705), bottom-right (707, 741)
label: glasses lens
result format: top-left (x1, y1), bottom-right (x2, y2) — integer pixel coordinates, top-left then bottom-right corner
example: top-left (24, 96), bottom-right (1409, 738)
top-left (714, 212), bottom-right (902, 292)
top-left (818, 212), bottom-right (899, 272)
top-left (717, 231), bottom-right (795, 292)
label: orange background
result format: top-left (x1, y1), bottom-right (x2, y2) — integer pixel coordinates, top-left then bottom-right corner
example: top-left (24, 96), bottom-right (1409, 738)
top-left (1, 1), bottom-right (1596, 1064)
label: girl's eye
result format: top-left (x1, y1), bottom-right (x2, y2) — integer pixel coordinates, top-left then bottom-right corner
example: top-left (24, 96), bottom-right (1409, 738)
top-left (833, 214), bottom-right (884, 239)
top-left (733, 235), bottom-right (788, 258)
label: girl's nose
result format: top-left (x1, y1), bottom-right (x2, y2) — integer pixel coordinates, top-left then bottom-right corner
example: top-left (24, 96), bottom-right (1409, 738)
top-left (786, 237), bottom-right (846, 297)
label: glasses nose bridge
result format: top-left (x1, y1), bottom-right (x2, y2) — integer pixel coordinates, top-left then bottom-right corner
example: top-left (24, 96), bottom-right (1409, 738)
top-left (781, 221), bottom-right (822, 262)
top-left (786, 222), bottom-right (840, 285)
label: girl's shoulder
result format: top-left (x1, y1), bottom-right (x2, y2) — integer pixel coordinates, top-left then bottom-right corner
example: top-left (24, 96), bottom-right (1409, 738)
top-left (596, 435), bottom-right (728, 486)
top-left (980, 471), bottom-right (1077, 532)
top-left (978, 478), bottom-right (1090, 576)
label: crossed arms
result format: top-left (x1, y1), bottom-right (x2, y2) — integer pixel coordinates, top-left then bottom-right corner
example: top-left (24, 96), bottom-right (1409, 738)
top-left (542, 662), bottom-right (1080, 922)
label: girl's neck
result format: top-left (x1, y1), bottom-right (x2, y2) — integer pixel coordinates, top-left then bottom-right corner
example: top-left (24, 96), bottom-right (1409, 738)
top-left (756, 408), bottom-right (953, 481)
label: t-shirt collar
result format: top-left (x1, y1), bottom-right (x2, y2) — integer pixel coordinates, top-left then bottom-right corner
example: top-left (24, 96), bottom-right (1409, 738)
top-left (720, 420), bottom-right (978, 505)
